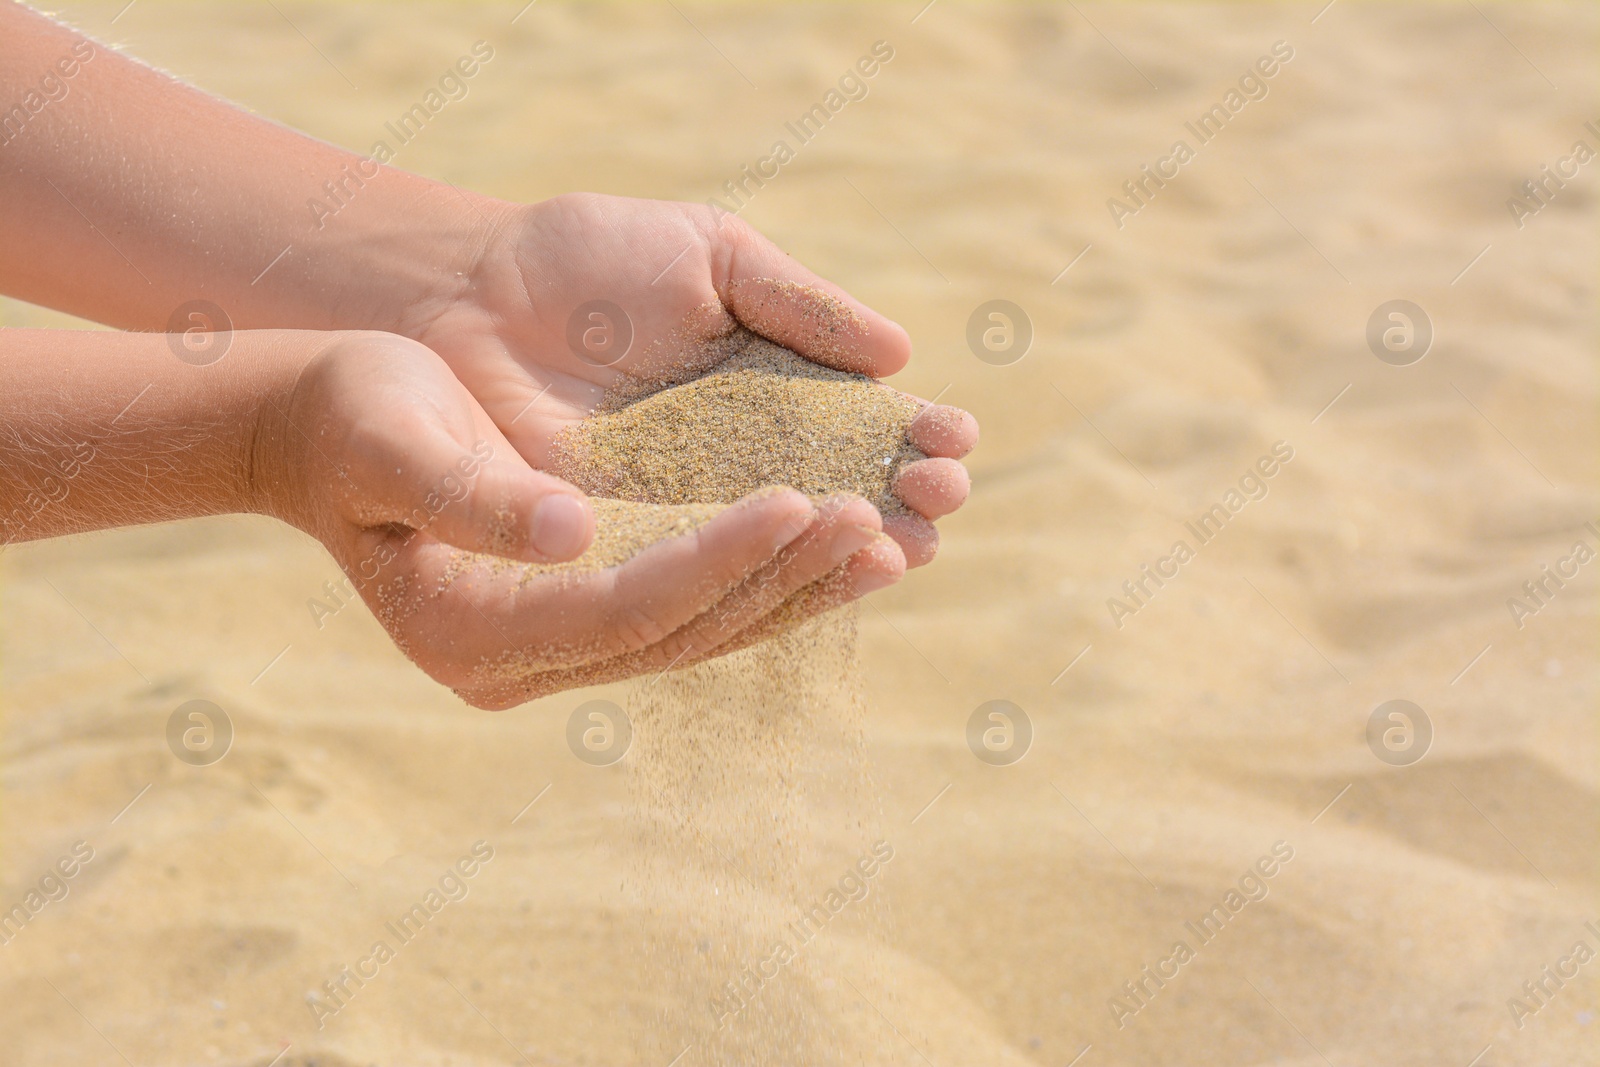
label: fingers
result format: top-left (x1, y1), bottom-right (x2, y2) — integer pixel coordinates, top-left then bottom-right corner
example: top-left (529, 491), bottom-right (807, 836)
top-left (644, 495), bottom-right (892, 660)
top-left (908, 402), bottom-right (979, 459)
top-left (429, 487), bottom-right (832, 674)
top-left (362, 418), bottom-right (595, 565)
top-left (695, 536), bottom-right (906, 659)
top-left (433, 447), bottom-right (593, 564)
top-left (596, 492), bottom-right (881, 659)
top-left (391, 486), bottom-right (923, 710)
top-left (881, 512), bottom-right (940, 569)
top-left (893, 458), bottom-right (969, 520)
top-left (889, 402), bottom-right (975, 566)
top-left (301, 332), bottom-right (597, 564)
top-left (598, 487), bottom-right (821, 651)
top-left (466, 527), bottom-right (907, 708)
top-left (706, 215), bottom-right (912, 379)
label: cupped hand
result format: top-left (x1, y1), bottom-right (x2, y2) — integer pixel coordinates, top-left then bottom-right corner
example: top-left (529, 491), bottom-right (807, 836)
top-left (410, 192), bottom-right (977, 567)
top-left (267, 332), bottom-right (904, 708)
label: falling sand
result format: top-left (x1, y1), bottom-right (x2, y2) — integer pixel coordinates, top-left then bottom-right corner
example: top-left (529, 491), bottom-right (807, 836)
top-left (542, 322), bottom-right (922, 1065)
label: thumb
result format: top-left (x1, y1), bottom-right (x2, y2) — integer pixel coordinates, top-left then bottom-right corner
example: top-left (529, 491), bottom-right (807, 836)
top-left (367, 423), bottom-right (594, 564)
top-left (705, 212), bottom-right (912, 379)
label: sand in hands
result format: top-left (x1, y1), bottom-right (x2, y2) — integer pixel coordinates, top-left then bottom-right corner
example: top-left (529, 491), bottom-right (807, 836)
top-left (550, 330), bottom-right (923, 515)
top-left (433, 329), bottom-right (924, 709)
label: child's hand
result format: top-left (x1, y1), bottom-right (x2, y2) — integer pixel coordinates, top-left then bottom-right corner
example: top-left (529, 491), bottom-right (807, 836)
top-left (403, 193), bottom-right (978, 567)
top-left (0, 8), bottom-right (975, 605)
top-left (266, 333), bottom-right (904, 708)
top-left (0, 327), bottom-right (900, 707)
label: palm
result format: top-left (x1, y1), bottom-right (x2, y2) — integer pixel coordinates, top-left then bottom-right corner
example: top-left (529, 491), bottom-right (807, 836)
top-left (283, 334), bottom-right (903, 709)
top-left (413, 193), bottom-right (976, 564)
top-left (414, 194), bottom-right (744, 463)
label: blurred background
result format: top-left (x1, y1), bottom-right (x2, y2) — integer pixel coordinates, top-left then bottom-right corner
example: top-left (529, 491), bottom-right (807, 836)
top-left (1, 2), bottom-right (1595, 1064)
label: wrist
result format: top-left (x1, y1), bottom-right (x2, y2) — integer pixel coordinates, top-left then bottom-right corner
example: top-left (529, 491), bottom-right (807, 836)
top-left (242, 332), bottom-right (355, 531)
top-left (323, 177), bottom-right (519, 341)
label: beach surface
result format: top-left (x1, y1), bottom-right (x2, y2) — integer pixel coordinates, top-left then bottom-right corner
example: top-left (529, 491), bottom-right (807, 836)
top-left (1, 2), bottom-right (1596, 1064)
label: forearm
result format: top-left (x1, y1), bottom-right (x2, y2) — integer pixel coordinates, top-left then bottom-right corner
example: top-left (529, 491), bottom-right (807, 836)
top-left (0, 329), bottom-right (315, 543)
top-left (0, 2), bottom-right (492, 336)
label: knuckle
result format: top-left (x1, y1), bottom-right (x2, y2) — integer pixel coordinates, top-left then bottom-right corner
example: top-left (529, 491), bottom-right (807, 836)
top-left (550, 190), bottom-right (606, 213)
top-left (690, 201), bottom-right (749, 249)
top-left (609, 601), bottom-right (673, 654)
top-left (647, 627), bottom-right (698, 671)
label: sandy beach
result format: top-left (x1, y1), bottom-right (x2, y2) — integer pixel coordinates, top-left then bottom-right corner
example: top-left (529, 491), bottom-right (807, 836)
top-left (1, 2), bottom-right (1596, 1064)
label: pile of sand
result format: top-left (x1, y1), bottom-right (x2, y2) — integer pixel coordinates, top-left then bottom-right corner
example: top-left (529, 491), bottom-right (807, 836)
top-left (551, 330), bottom-right (923, 515)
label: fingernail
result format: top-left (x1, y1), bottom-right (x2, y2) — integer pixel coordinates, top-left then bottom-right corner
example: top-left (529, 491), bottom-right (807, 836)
top-left (531, 494), bottom-right (590, 560)
top-left (830, 524), bottom-right (878, 565)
